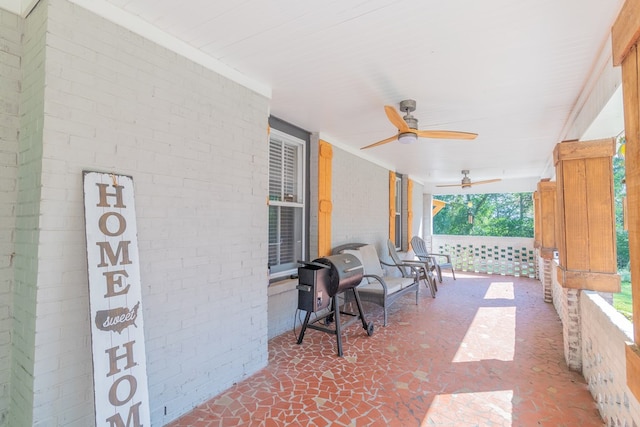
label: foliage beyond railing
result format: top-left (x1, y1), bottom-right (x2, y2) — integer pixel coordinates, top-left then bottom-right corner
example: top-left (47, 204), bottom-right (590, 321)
top-left (428, 235), bottom-right (538, 279)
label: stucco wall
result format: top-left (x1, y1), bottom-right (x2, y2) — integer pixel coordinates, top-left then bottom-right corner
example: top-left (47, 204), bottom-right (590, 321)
top-left (10, 0), bottom-right (271, 425)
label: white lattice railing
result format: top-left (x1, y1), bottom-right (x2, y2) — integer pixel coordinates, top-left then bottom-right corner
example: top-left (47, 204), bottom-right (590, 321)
top-left (428, 235), bottom-right (538, 279)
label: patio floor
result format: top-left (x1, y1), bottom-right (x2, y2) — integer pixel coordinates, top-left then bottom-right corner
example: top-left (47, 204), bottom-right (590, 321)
top-left (167, 272), bottom-right (604, 426)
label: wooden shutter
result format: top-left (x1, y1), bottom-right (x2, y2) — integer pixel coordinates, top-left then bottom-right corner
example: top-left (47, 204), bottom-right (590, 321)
top-left (318, 140), bottom-right (333, 257)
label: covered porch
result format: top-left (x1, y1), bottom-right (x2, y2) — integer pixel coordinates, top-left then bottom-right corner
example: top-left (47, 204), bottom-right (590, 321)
top-left (4, 1), bottom-right (640, 426)
top-left (169, 271), bottom-right (604, 426)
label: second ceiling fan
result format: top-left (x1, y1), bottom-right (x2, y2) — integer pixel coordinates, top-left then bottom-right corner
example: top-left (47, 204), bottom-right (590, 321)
top-left (436, 170), bottom-right (501, 189)
top-left (361, 99), bottom-right (478, 150)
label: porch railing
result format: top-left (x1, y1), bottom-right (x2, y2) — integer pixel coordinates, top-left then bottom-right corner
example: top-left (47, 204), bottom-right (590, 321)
top-left (428, 235), bottom-right (538, 279)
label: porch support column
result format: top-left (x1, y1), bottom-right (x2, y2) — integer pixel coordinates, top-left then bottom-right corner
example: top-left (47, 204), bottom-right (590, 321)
top-left (553, 138), bottom-right (619, 292)
top-left (533, 180), bottom-right (557, 303)
top-left (539, 258), bottom-right (553, 303)
top-left (422, 193), bottom-right (433, 238)
top-left (418, 193), bottom-right (434, 252)
top-left (553, 138), bottom-right (619, 371)
top-left (612, 0), bottom-right (640, 401)
top-left (562, 288), bottom-right (582, 371)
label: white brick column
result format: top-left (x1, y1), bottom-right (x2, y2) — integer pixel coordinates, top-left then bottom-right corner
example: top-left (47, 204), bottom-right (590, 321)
top-left (422, 193), bottom-right (433, 238)
top-left (538, 253), bottom-right (553, 303)
top-left (551, 263), bottom-right (582, 371)
top-left (563, 288), bottom-right (582, 370)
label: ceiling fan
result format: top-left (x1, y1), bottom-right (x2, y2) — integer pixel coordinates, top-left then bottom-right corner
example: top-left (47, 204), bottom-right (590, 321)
top-left (436, 170), bottom-right (502, 189)
top-left (361, 99), bottom-right (478, 150)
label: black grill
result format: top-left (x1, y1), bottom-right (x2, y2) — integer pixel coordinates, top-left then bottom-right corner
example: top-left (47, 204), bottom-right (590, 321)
top-left (296, 255), bottom-right (373, 356)
top-left (313, 254), bottom-right (364, 296)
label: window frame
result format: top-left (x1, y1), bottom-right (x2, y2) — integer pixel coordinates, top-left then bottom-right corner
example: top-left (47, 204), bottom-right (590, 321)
top-left (268, 128), bottom-right (306, 280)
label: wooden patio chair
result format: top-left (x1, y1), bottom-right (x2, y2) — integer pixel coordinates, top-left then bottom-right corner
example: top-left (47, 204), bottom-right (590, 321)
top-left (387, 239), bottom-right (437, 298)
top-left (410, 235), bottom-right (456, 283)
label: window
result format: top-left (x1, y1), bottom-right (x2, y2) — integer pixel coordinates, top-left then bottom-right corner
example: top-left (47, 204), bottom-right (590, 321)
top-left (268, 129), bottom-right (305, 278)
top-left (395, 175), bottom-right (402, 249)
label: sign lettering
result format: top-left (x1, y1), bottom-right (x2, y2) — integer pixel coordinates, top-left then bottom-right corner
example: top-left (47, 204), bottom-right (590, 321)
top-left (84, 172), bottom-right (150, 426)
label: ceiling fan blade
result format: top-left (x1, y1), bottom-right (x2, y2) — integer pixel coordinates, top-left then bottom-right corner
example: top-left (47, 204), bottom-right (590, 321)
top-left (384, 105), bottom-right (410, 132)
top-left (415, 129), bottom-right (478, 140)
top-left (435, 178), bottom-right (501, 188)
top-left (435, 183), bottom-right (465, 188)
top-left (471, 178), bottom-right (502, 185)
top-left (360, 134), bottom-right (398, 150)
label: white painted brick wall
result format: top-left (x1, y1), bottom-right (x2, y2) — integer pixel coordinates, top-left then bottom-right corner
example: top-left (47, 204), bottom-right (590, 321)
top-left (331, 146), bottom-right (389, 254)
top-left (267, 279), bottom-right (298, 340)
top-left (537, 253), bottom-right (553, 303)
top-left (309, 133), bottom-right (319, 260)
top-left (411, 181), bottom-right (424, 244)
top-left (549, 258), bottom-right (640, 424)
top-left (564, 288), bottom-right (582, 371)
top-left (581, 292), bottom-right (640, 425)
top-left (8, 2), bottom-right (48, 427)
top-left (0, 7), bottom-right (21, 426)
top-left (550, 262), bottom-right (582, 370)
top-left (20, 1), bottom-right (270, 425)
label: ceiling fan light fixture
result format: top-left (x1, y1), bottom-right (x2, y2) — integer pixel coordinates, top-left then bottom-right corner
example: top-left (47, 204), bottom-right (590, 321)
top-left (398, 132), bottom-right (417, 144)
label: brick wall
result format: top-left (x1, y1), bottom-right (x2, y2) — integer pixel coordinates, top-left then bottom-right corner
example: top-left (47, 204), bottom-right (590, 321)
top-left (12, 0), bottom-right (271, 425)
top-left (550, 262), bottom-right (582, 370)
top-left (548, 253), bottom-right (640, 424)
top-left (537, 253), bottom-right (553, 303)
top-left (581, 292), bottom-right (640, 424)
top-left (0, 7), bottom-right (22, 426)
top-left (267, 279), bottom-right (298, 339)
top-left (9, 2), bottom-right (47, 426)
top-left (331, 147), bottom-right (389, 254)
top-left (309, 134), bottom-right (320, 260)
top-left (411, 182), bottom-right (424, 241)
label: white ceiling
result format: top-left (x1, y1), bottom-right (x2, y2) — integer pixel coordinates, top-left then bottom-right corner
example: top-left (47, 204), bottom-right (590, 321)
top-left (3, 0), bottom-right (627, 194)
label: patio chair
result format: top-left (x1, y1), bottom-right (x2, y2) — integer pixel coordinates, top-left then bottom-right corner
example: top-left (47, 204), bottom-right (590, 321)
top-left (386, 239), bottom-right (437, 298)
top-left (410, 236), bottom-right (456, 283)
top-left (332, 243), bottom-right (419, 326)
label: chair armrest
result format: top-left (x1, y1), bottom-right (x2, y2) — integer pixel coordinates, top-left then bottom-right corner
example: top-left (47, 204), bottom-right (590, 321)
top-left (381, 260), bottom-right (420, 279)
top-left (362, 273), bottom-right (389, 292)
top-left (412, 255), bottom-right (438, 270)
top-left (396, 260), bottom-right (431, 273)
top-left (429, 253), bottom-right (452, 263)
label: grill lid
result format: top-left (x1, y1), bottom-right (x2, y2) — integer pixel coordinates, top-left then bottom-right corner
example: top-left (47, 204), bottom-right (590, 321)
top-left (313, 253), bottom-right (363, 296)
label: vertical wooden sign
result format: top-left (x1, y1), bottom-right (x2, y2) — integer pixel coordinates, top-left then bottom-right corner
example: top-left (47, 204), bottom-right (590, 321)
top-left (83, 171), bottom-right (150, 427)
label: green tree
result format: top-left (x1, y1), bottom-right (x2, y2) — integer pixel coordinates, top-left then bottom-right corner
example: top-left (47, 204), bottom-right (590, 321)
top-left (433, 193), bottom-right (534, 237)
top-left (614, 141), bottom-right (629, 269)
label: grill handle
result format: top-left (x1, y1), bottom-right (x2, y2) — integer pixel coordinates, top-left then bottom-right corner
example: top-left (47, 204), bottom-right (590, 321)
top-left (297, 260), bottom-right (331, 269)
top-left (343, 265), bottom-right (364, 273)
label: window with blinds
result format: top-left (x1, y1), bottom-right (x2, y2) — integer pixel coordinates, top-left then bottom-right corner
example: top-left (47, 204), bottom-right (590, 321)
top-left (268, 129), bottom-right (305, 278)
